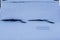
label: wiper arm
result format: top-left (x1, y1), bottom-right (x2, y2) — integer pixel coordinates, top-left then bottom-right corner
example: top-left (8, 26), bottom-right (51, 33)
top-left (28, 19), bottom-right (55, 24)
top-left (1, 19), bottom-right (26, 23)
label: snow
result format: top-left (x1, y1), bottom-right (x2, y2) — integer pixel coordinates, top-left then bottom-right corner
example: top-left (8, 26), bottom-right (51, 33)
top-left (0, 0), bottom-right (60, 40)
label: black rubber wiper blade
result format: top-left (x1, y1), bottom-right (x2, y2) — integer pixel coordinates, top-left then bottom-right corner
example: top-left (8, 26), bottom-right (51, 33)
top-left (2, 0), bottom-right (7, 1)
top-left (28, 19), bottom-right (55, 24)
top-left (8, 1), bottom-right (25, 3)
top-left (46, 21), bottom-right (54, 24)
top-left (54, 0), bottom-right (59, 1)
top-left (1, 19), bottom-right (26, 23)
top-left (28, 19), bottom-right (46, 21)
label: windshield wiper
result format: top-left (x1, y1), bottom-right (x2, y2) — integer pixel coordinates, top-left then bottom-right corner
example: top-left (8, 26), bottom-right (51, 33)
top-left (1, 19), bottom-right (55, 24)
top-left (2, 0), bottom-right (7, 1)
top-left (1, 19), bottom-right (26, 23)
top-left (54, 0), bottom-right (59, 1)
top-left (28, 19), bottom-right (55, 24)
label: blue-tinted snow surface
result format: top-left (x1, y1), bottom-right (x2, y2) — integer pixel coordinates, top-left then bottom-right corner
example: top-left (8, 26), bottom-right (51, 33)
top-left (0, 0), bottom-right (60, 40)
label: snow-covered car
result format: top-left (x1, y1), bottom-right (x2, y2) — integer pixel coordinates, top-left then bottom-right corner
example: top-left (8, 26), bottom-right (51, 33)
top-left (0, 0), bottom-right (60, 40)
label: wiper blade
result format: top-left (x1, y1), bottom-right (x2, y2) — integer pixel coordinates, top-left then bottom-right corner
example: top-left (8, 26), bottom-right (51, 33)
top-left (1, 19), bottom-right (26, 23)
top-left (28, 19), bottom-right (55, 24)
top-left (54, 0), bottom-right (59, 1)
top-left (1, 19), bottom-right (55, 24)
top-left (2, 0), bottom-right (7, 1)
